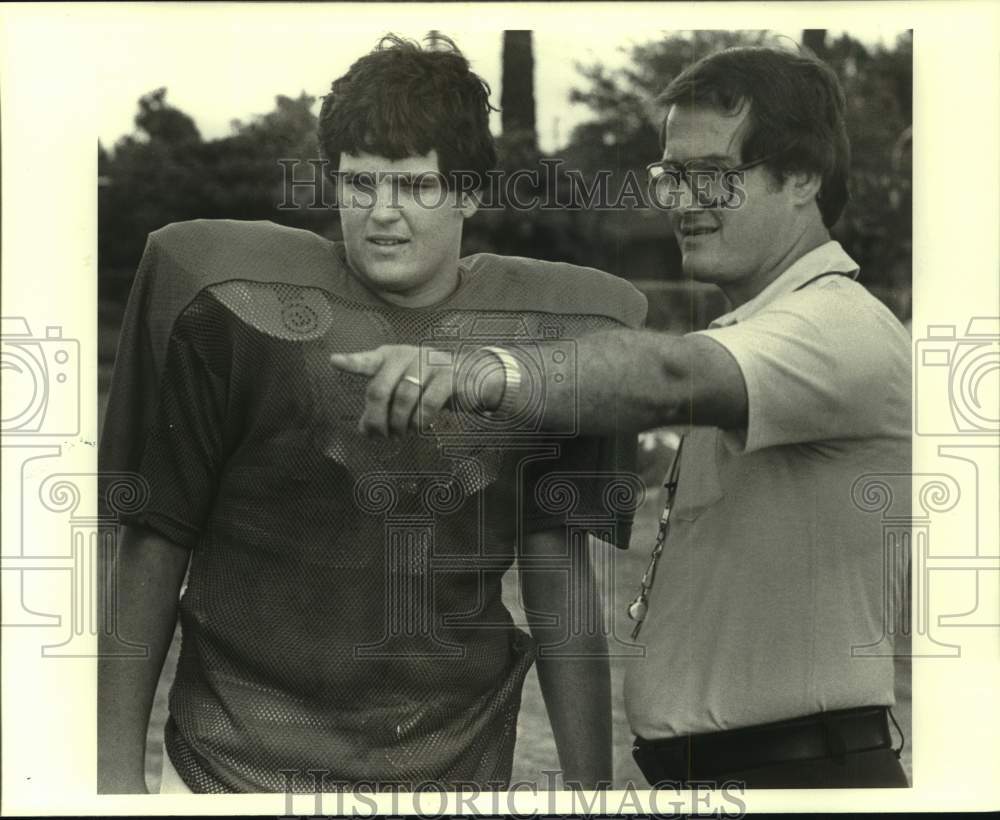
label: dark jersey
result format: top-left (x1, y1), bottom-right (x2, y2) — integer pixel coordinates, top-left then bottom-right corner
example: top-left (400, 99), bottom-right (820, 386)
top-left (100, 220), bottom-right (647, 792)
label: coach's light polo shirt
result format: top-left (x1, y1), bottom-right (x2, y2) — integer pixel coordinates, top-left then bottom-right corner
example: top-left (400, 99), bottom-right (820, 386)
top-left (624, 241), bottom-right (911, 739)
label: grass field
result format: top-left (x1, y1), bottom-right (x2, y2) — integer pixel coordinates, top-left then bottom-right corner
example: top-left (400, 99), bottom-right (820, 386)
top-left (141, 483), bottom-right (912, 791)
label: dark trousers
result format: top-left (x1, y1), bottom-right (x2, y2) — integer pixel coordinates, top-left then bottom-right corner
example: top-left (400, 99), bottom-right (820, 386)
top-left (633, 707), bottom-right (909, 789)
top-left (693, 747), bottom-right (908, 788)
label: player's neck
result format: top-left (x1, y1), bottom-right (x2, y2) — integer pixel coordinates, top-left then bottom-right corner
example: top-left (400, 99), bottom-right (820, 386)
top-left (372, 264), bottom-right (463, 309)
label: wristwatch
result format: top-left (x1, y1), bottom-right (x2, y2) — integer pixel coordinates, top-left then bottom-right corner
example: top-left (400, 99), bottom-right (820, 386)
top-left (480, 346), bottom-right (522, 416)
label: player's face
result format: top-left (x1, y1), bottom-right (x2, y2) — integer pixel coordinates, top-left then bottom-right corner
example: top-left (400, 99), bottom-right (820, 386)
top-left (662, 104), bottom-right (801, 304)
top-left (338, 150), bottom-right (474, 307)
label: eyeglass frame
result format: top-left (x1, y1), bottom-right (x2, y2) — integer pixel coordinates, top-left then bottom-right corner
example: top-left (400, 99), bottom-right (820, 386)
top-left (645, 153), bottom-right (777, 210)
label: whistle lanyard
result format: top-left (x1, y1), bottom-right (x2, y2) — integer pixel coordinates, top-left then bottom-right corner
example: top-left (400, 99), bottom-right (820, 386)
top-left (626, 435), bottom-right (685, 640)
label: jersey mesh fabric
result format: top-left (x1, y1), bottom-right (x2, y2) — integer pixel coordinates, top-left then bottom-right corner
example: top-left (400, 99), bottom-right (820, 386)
top-left (117, 271), bottom-right (642, 792)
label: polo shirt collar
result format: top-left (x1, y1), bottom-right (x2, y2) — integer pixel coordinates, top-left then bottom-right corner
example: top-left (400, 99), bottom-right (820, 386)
top-left (709, 240), bottom-right (860, 328)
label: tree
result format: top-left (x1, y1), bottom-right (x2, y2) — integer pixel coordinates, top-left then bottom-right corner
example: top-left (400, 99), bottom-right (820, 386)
top-left (99, 89), bottom-right (328, 293)
top-left (99, 88), bottom-right (208, 284)
top-left (472, 30), bottom-right (557, 262)
top-left (823, 31), bottom-right (912, 310)
top-left (500, 30), bottom-right (537, 157)
top-left (566, 31), bottom-right (778, 177)
top-left (134, 87), bottom-right (201, 146)
top-left (802, 29), bottom-right (828, 58)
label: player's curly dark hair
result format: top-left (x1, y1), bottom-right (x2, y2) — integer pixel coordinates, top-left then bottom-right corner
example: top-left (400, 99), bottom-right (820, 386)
top-left (318, 34), bottom-right (498, 186)
top-left (659, 46), bottom-right (851, 227)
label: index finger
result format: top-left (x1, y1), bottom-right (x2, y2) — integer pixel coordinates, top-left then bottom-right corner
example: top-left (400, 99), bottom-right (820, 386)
top-left (329, 349), bottom-right (384, 376)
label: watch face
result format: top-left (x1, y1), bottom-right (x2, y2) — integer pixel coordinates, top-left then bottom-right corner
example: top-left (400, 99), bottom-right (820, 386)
top-left (487, 347), bottom-right (522, 415)
top-left (426, 336), bottom-right (577, 439)
top-left (462, 346), bottom-right (518, 416)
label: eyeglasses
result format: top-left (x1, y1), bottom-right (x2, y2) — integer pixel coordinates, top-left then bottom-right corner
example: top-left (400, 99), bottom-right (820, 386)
top-left (646, 154), bottom-right (775, 209)
top-left (627, 435), bottom-right (685, 640)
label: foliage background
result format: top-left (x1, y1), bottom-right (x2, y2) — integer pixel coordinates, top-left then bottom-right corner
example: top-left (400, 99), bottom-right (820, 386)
top-left (99, 29), bottom-right (912, 321)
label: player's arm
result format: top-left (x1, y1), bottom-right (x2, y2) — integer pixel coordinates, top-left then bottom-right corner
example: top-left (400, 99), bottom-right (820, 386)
top-left (330, 330), bottom-right (747, 438)
top-left (519, 528), bottom-right (612, 789)
top-left (98, 524), bottom-right (190, 793)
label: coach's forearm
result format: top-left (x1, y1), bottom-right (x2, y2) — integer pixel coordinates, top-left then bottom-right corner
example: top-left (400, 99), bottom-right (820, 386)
top-left (481, 329), bottom-right (746, 436)
top-left (566, 329), bottom-right (682, 434)
top-left (98, 525), bottom-right (190, 794)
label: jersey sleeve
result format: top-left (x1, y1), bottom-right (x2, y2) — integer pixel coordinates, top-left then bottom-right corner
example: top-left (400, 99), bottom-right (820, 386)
top-left (520, 428), bottom-right (641, 549)
top-left (692, 280), bottom-right (912, 453)
top-left (99, 233), bottom-right (162, 516)
top-left (111, 293), bottom-right (234, 548)
top-left (510, 273), bottom-right (647, 549)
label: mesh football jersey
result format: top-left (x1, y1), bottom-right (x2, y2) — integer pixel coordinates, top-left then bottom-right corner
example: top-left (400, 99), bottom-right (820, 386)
top-left (100, 220), bottom-right (647, 792)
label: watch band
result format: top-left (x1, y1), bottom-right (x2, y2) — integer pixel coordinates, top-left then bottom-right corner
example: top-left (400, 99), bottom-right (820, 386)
top-left (480, 346), bottom-right (522, 416)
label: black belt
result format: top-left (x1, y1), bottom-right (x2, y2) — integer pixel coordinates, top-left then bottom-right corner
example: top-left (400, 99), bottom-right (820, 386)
top-left (632, 706), bottom-right (895, 784)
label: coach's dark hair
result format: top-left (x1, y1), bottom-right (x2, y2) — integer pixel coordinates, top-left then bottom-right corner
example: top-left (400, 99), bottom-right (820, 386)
top-left (658, 46), bottom-right (850, 227)
top-left (318, 34), bottom-right (497, 186)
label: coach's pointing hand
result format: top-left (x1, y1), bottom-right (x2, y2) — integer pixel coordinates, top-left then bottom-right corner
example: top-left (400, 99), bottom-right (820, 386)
top-left (330, 345), bottom-right (505, 438)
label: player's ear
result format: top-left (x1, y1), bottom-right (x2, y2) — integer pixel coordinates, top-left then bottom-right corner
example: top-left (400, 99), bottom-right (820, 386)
top-left (457, 190), bottom-right (479, 220)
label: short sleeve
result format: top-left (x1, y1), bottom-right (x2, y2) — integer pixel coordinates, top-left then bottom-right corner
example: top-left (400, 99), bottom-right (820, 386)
top-left (514, 276), bottom-right (647, 549)
top-left (99, 235), bottom-right (162, 513)
top-left (520, 428), bottom-right (641, 549)
top-left (693, 280), bottom-right (912, 453)
top-left (115, 296), bottom-right (233, 548)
